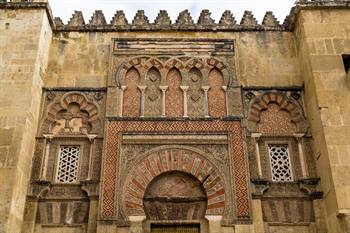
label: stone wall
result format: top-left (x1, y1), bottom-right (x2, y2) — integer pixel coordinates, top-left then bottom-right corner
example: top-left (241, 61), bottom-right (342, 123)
top-left (1, 1), bottom-right (350, 233)
top-left (45, 30), bottom-right (300, 89)
top-left (295, 6), bottom-right (350, 233)
top-left (0, 4), bottom-right (52, 233)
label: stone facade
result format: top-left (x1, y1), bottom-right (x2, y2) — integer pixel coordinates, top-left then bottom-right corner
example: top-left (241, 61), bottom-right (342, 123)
top-left (0, 1), bottom-right (350, 233)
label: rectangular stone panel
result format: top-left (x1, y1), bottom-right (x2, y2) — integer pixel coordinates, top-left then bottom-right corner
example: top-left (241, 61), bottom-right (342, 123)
top-left (113, 38), bottom-right (234, 55)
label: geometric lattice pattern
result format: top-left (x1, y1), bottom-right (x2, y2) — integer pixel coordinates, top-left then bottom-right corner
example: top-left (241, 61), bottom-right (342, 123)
top-left (268, 145), bottom-right (293, 182)
top-left (56, 146), bottom-right (80, 183)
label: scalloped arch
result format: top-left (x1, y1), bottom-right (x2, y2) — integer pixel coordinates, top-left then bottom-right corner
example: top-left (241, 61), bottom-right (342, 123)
top-left (248, 92), bottom-right (306, 133)
top-left (41, 92), bottom-right (100, 134)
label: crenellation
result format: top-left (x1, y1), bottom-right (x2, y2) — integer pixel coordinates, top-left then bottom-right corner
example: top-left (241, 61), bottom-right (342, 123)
top-left (54, 9), bottom-right (287, 31)
top-left (131, 10), bottom-right (150, 27)
top-left (175, 9), bottom-right (194, 28)
top-left (240, 10), bottom-right (258, 27)
top-left (219, 10), bottom-right (236, 27)
top-left (111, 10), bottom-right (128, 27)
top-left (89, 10), bottom-right (107, 27)
top-left (154, 10), bottom-right (171, 26)
top-left (67, 10), bottom-right (85, 27)
top-left (197, 9), bottom-right (215, 26)
top-left (262, 11), bottom-right (280, 28)
top-left (53, 17), bottom-right (63, 27)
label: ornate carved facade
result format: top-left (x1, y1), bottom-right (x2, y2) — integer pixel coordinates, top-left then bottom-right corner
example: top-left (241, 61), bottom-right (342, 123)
top-left (2, 1), bottom-right (350, 233)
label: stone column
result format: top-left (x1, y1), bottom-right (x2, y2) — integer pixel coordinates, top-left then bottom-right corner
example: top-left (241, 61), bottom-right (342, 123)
top-left (294, 133), bottom-right (308, 178)
top-left (251, 133), bottom-right (263, 178)
top-left (222, 86), bottom-right (228, 116)
top-left (180, 86), bottom-right (189, 117)
top-left (159, 86), bottom-right (168, 117)
top-left (87, 199), bottom-right (99, 233)
top-left (119, 86), bottom-right (127, 117)
top-left (40, 134), bottom-right (54, 180)
top-left (87, 134), bottom-right (97, 180)
top-left (138, 86), bottom-right (147, 117)
top-left (202, 86), bottom-right (210, 118)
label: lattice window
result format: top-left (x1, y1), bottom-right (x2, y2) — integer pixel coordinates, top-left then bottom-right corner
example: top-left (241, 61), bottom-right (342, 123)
top-left (56, 146), bottom-right (80, 183)
top-left (268, 145), bottom-right (293, 182)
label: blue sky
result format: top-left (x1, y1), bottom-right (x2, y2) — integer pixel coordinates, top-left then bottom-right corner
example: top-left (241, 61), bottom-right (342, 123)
top-left (50, 0), bottom-right (296, 24)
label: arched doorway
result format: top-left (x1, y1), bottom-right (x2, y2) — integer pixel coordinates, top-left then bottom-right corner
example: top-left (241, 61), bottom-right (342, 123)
top-left (143, 171), bottom-right (207, 233)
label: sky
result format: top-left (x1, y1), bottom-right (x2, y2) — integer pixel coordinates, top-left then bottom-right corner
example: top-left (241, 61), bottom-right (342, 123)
top-left (49, 0), bottom-right (296, 25)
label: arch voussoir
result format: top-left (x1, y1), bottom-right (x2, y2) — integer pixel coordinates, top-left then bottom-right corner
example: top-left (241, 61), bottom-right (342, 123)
top-left (123, 148), bottom-right (226, 217)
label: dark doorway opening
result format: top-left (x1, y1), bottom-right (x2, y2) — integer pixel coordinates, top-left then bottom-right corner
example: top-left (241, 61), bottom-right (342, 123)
top-left (150, 223), bottom-right (200, 233)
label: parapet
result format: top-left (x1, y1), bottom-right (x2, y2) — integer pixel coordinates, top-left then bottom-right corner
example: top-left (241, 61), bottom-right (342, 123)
top-left (1, 0), bottom-right (350, 32)
top-left (53, 9), bottom-right (284, 32)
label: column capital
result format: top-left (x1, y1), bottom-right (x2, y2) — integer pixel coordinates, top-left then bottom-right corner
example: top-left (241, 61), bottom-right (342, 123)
top-left (251, 133), bottom-right (262, 139)
top-left (159, 86), bottom-right (168, 92)
top-left (137, 85), bottom-right (147, 92)
top-left (293, 133), bottom-right (304, 141)
top-left (202, 86), bottom-right (210, 92)
top-left (180, 86), bottom-right (189, 91)
top-left (87, 134), bottom-right (98, 142)
top-left (43, 134), bottom-right (54, 141)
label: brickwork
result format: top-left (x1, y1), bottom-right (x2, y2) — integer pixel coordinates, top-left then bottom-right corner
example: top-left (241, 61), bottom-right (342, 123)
top-left (124, 148), bottom-right (225, 216)
top-left (123, 68), bottom-right (141, 117)
top-left (101, 120), bottom-right (249, 222)
top-left (208, 68), bottom-right (226, 117)
top-left (166, 68), bottom-right (183, 117)
top-left (1, 1), bottom-right (349, 233)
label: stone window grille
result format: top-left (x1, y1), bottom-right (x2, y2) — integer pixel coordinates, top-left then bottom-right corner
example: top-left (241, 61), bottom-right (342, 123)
top-left (268, 144), bottom-right (293, 182)
top-left (56, 145), bottom-right (80, 183)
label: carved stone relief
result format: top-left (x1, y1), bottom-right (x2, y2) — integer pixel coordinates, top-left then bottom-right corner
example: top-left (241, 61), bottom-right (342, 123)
top-left (187, 68), bottom-right (204, 117)
top-left (37, 200), bottom-right (89, 224)
top-left (121, 147), bottom-right (227, 217)
top-left (262, 198), bottom-right (314, 223)
top-left (143, 171), bottom-right (207, 220)
top-left (40, 91), bottom-right (104, 136)
top-left (244, 91), bottom-right (307, 134)
top-left (145, 67), bottom-right (162, 116)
